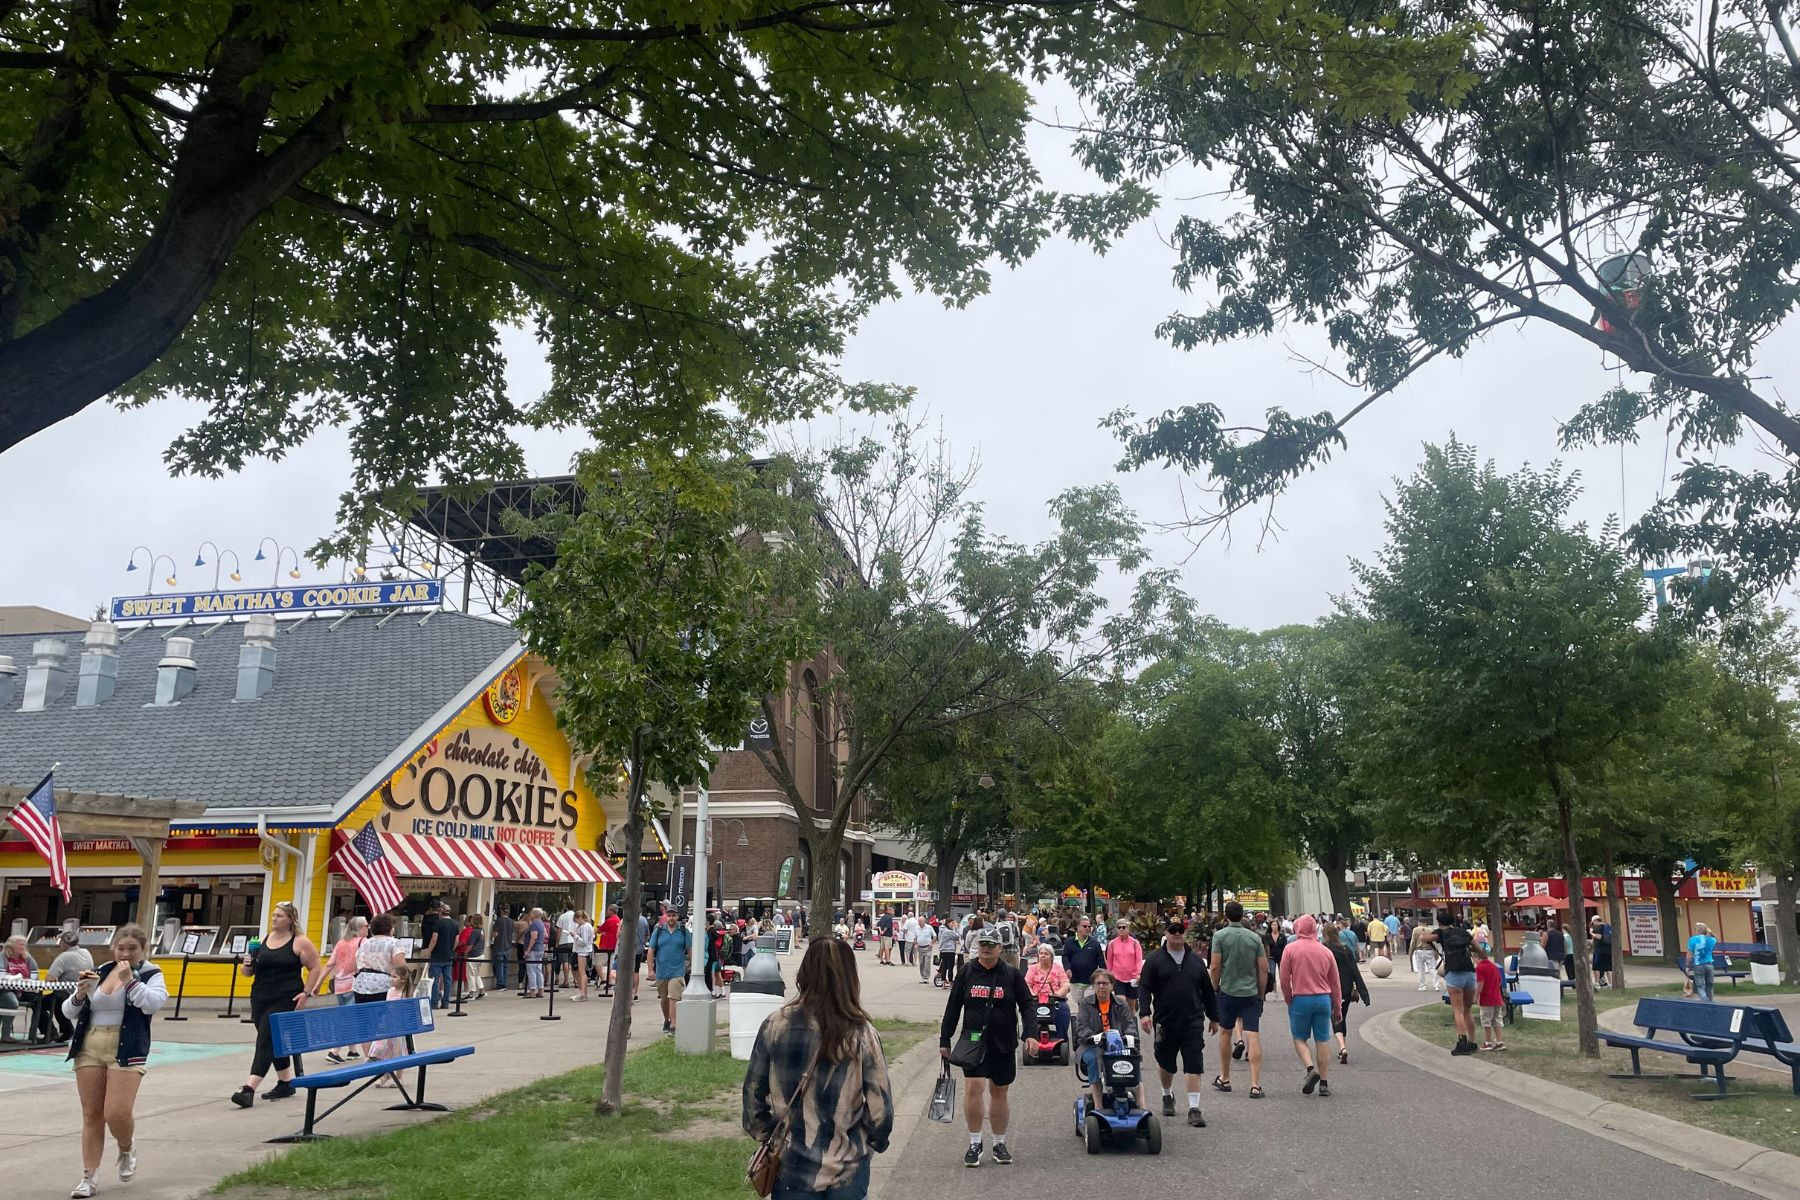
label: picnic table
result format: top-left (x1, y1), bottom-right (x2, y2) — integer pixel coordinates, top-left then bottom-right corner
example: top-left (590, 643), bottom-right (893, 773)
top-left (1598, 996), bottom-right (1784, 1099)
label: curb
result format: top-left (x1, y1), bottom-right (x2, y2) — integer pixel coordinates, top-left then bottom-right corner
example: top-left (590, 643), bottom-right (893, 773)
top-left (1362, 1004), bottom-right (1800, 1200)
top-left (870, 1037), bottom-right (945, 1200)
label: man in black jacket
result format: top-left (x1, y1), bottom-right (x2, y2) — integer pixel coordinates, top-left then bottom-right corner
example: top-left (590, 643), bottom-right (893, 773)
top-left (940, 929), bottom-right (1033, 1168)
top-left (1139, 919), bottom-right (1219, 1129)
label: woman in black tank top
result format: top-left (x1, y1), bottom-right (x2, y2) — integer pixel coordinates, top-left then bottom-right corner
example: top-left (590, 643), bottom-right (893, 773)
top-left (230, 902), bottom-right (323, 1109)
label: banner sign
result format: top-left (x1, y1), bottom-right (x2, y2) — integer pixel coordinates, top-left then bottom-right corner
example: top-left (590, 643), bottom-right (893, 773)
top-left (669, 854), bottom-right (695, 914)
top-left (1234, 889), bottom-right (1271, 911)
top-left (1415, 872), bottom-right (1447, 900)
top-left (746, 716), bottom-right (774, 749)
top-left (776, 856), bottom-right (795, 899)
top-left (1446, 869), bottom-right (1490, 898)
top-left (1695, 868), bottom-right (1755, 898)
top-left (1626, 902), bottom-right (1662, 956)
top-left (111, 580), bottom-right (442, 622)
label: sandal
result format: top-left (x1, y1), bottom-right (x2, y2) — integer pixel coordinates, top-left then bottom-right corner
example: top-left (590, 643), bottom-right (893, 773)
top-left (1210, 1075), bottom-right (1232, 1092)
top-left (1247, 1085), bottom-right (1265, 1099)
top-left (1337, 1049), bottom-right (1348, 1065)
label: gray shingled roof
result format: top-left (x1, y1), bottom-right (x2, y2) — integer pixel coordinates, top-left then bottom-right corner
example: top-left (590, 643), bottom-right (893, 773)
top-left (0, 612), bottom-right (520, 816)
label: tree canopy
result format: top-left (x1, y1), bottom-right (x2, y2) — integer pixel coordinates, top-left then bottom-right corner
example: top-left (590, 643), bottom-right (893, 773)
top-left (1, 2), bottom-right (1479, 556)
top-left (1091, 0), bottom-right (1800, 598)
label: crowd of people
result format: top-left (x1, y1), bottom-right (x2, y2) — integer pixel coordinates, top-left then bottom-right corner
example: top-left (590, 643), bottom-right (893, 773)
top-left (28, 885), bottom-right (1728, 1198)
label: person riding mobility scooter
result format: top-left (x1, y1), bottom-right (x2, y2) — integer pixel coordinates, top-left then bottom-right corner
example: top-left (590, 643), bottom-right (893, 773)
top-left (1072, 968), bottom-right (1160, 1154)
top-left (1022, 943), bottom-right (1071, 1065)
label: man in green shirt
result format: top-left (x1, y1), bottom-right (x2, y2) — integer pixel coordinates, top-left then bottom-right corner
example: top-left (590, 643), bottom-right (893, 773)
top-left (1208, 901), bottom-right (1269, 1098)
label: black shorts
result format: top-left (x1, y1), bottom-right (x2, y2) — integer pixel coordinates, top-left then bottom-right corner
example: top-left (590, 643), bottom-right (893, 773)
top-left (960, 1043), bottom-right (1019, 1088)
top-left (1152, 1020), bottom-right (1206, 1076)
top-left (1113, 980), bottom-right (1138, 1001)
top-left (1216, 991), bottom-right (1263, 1033)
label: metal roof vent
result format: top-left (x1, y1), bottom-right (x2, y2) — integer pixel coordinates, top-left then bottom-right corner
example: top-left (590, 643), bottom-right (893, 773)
top-left (21, 638), bottom-right (70, 711)
top-left (0, 656), bottom-right (16, 707)
top-left (236, 615), bottom-right (278, 701)
top-left (75, 620), bottom-right (120, 708)
top-left (153, 636), bottom-right (198, 706)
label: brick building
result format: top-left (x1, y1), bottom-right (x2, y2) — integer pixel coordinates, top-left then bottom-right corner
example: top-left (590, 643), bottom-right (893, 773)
top-left (666, 647), bottom-right (871, 919)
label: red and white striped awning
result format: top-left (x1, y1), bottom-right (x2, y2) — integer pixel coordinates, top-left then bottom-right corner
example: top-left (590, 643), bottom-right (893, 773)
top-left (379, 832), bottom-right (507, 879)
top-left (497, 841), bottom-right (624, 885)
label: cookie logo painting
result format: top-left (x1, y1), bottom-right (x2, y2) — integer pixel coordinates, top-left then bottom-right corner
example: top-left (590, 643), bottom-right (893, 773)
top-left (484, 663), bottom-right (524, 725)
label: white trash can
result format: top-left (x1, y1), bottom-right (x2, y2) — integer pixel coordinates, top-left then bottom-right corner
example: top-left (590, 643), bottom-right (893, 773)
top-left (1752, 960), bottom-right (1781, 986)
top-left (729, 991), bottom-right (783, 1060)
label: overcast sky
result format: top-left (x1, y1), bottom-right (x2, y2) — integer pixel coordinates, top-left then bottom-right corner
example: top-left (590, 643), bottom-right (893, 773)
top-left (3, 94), bottom-right (1789, 633)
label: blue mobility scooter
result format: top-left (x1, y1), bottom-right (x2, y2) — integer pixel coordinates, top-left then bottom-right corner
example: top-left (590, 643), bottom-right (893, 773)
top-left (1072, 1028), bottom-right (1161, 1155)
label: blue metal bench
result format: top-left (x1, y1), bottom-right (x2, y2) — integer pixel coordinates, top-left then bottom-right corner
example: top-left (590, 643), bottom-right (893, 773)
top-left (1597, 997), bottom-right (1752, 1099)
top-left (268, 998), bottom-right (475, 1142)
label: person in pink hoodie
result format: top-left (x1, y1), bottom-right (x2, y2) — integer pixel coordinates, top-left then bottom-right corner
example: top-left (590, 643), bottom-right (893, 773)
top-left (1104, 920), bottom-right (1144, 1002)
top-left (1277, 915), bottom-right (1342, 1098)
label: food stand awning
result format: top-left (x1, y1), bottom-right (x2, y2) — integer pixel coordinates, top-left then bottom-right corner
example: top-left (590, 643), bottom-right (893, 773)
top-left (499, 841), bottom-right (624, 884)
top-left (378, 832), bottom-right (507, 879)
top-left (1508, 894), bottom-right (1570, 910)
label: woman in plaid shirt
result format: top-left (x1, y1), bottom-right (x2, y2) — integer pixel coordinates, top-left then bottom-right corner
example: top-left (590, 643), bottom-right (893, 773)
top-left (743, 939), bottom-right (893, 1198)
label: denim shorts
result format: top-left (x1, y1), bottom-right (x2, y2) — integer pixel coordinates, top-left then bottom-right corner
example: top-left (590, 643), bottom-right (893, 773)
top-left (1443, 970), bottom-right (1478, 993)
top-left (1287, 993), bottom-right (1333, 1042)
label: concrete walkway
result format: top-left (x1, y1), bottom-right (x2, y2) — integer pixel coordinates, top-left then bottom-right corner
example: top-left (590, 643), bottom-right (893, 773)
top-left (2, 945), bottom-right (1765, 1200)
top-left (874, 955), bottom-right (1767, 1200)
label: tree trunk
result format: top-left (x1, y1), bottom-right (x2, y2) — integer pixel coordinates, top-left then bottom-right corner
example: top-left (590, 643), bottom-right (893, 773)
top-left (596, 757), bottom-right (647, 1116)
top-left (933, 842), bottom-right (961, 921)
top-left (1646, 854), bottom-right (1683, 965)
top-left (1485, 855), bottom-right (1503, 960)
top-left (1550, 769), bottom-right (1599, 1056)
top-left (1777, 871), bottom-right (1800, 987)
top-left (1602, 839), bottom-right (1626, 990)
top-left (1318, 848), bottom-right (1352, 919)
top-left (805, 808), bottom-right (851, 937)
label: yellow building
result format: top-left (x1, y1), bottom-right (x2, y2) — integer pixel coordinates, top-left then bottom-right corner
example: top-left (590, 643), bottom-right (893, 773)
top-left (0, 611), bottom-right (618, 996)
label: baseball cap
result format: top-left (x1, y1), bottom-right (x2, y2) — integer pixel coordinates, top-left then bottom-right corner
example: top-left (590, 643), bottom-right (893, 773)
top-left (975, 929), bottom-right (1002, 945)
top-left (59, 929), bottom-right (81, 945)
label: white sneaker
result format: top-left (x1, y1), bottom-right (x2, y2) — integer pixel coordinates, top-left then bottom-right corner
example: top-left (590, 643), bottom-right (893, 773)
top-left (118, 1151), bottom-right (137, 1182)
top-left (1416, 984), bottom-right (1429, 991)
top-left (71, 1176), bottom-right (97, 1198)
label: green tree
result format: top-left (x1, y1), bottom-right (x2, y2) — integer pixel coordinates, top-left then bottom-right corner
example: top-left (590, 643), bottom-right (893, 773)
top-left (867, 702), bottom-right (1023, 919)
top-left (752, 419), bottom-right (1185, 933)
top-left (1715, 606), bottom-right (1800, 982)
top-left (1350, 440), bottom-right (1656, 1055)
top-left (510, 438), bottom-right (802, 1115)
top-left (1090, 0), bottom-right (1800, 596)
top-left (1104, 652), bottom-right (1297, 906)
top-left (1251, 620), bottom-right (1373, 917)
top-left (0, 2), bottom-right (1167, 550)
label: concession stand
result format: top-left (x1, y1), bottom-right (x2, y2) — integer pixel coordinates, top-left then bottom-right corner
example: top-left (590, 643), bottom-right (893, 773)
top-left (2, 603), bottom-right (621, 998)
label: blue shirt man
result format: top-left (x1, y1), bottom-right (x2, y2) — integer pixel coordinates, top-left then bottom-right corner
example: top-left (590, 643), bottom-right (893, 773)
top-left (650, 912), bottom-right (693, 1036)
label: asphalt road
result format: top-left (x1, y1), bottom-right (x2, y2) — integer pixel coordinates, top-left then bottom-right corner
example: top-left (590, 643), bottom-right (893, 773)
top-left (879, 974), bottom-right (1758, 1199)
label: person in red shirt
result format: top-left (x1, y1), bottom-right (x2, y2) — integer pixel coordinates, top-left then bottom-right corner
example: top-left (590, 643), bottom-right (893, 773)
top-left (1474, 945), bottom-right (1506, 1051)
top-left (596, 906), bottom-right (622, 998)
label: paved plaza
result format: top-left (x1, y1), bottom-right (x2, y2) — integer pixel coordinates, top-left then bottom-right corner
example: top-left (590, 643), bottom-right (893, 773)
top-left (0, 949), bottom-right (1784, 1200)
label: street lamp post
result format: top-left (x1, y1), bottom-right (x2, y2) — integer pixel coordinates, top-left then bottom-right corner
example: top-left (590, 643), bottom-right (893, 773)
top-left (675, 776), bottom-right (716, 1055)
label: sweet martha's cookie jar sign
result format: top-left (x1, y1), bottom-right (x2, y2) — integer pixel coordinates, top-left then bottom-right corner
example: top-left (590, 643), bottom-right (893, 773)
top-left (382, 719), bottom-right (579, 847)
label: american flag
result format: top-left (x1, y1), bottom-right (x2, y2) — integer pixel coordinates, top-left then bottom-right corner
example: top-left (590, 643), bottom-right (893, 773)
top-left (7, 772), bottom-right (68, 902)
top-left (332, 821), bottom-right (404, 915)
